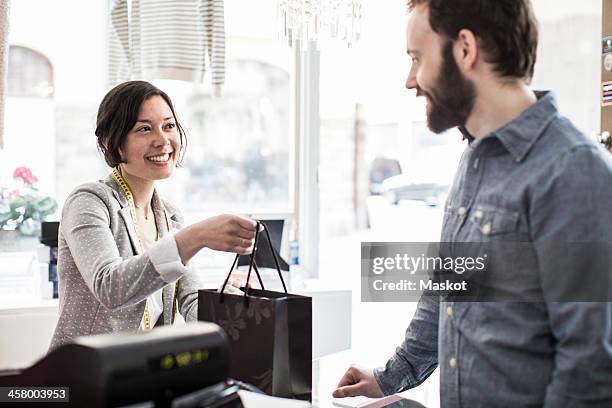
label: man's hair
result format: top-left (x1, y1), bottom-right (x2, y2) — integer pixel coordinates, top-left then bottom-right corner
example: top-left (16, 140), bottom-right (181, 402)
top-left (407, 0), bottom-right (539, 81)
top-left (95, 80), bottom-right (187, 168)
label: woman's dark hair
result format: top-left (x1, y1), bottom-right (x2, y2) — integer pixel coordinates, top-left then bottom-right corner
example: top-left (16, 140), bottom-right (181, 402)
top-left (407, 0), bottom-right (539, 82)
top-left (95, 80), bottom-right (187, 168)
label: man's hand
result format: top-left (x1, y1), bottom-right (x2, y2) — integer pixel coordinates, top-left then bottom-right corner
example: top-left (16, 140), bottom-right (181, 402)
top-left (332, 365), bottom-right (384, 398)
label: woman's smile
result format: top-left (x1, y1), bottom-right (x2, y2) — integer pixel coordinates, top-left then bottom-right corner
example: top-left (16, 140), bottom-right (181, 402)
top-left (145, 152), bottom-right (173, 165)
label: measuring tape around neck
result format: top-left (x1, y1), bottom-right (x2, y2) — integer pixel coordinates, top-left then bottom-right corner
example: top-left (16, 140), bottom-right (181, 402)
top-left (111, 167), bottom-right (153, 330)
top-left (111, 167), bottom-right (180, 328)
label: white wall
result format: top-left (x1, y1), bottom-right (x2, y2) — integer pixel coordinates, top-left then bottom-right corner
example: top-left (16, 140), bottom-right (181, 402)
top-left (1, 0), bottom-right (108, 203)
top-left (531, 0), bottom-right (602, 135)
top-left (8, 0), bottom-right (107, 105)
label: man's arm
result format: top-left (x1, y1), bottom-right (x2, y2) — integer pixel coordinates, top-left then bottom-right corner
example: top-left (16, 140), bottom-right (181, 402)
top-left (373, 291), bottom-right (440, 395)
top-left (530, 145), bottom-right (612, 407)
top-left (606, 303), bottom-right (612, 357)
top-left (333, 291), bottom-right (440, 398)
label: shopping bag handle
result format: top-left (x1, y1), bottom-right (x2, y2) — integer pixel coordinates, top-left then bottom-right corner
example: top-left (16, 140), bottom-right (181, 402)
top-left (219, 221), bottom-right (288, 305)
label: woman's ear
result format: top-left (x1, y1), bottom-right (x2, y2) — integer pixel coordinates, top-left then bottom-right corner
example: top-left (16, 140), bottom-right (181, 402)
top-left (115, 141), bottom-right (125, 162)
top-left (100, 137), bottom-right (109, 153)
top-left (176, 144), bottom-right (184, 167)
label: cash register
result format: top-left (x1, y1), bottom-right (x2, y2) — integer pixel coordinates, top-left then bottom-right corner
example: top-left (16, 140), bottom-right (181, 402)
top-left (0, 323), bottom-right (250, 407)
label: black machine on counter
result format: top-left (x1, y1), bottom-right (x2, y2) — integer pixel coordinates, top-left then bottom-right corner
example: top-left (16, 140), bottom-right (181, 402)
top-left (0, 323), bottom-right (246, 407)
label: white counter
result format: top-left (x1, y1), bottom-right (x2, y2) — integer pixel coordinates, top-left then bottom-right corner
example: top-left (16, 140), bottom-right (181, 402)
top-left (0, 295), bottom-right (59, 370)
top-left (0, 282), bottom-right (351, 370)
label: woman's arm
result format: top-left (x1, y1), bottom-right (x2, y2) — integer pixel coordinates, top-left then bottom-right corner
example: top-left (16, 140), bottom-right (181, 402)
top-left (62, 183), bottom-right (257, 311)
top-left (172, 215), bottom-right (258, 321)
top-left (174, 214), bottom-right (257, 265)
top-left (62, 184), bottom-right (173, 310)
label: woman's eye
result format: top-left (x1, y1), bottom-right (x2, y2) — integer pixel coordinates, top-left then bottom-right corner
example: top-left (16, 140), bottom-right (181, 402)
top-left (138, 126), bottom-right (151, 132)
top-left (165, 123), bottom-right (176, 129)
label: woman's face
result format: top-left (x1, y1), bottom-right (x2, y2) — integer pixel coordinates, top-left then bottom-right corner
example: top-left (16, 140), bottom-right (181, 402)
top-left (120, 95), bottom-right (181, 182)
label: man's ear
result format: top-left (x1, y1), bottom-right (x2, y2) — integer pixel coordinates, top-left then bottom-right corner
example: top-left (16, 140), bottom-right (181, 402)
top-left (454, 28), bottom-right (479, 72)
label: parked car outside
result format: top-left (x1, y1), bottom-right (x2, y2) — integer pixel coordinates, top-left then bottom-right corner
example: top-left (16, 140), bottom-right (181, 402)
top-left (381, 123), bottom-right (464, 206)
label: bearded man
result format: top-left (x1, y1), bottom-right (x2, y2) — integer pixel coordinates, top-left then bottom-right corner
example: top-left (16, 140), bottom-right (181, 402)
top-left (334, 1), bottom-right (612, 407)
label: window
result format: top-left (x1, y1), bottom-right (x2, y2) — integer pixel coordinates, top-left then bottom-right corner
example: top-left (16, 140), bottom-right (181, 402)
top-left (144, 1), bottom-right (294, 221)
top-left (150, 1), bottom-right (294, 276)
top-left (154, 57), bottom-right (291, 215)
top-left (317, 0), bottom-right (463, 279)
top-left (2, 0), bottom-right (292, 219)
top-left (1, 45), bottom-right (57, 195)
top-left (7, 46), bottom-right (54, 98)
top-left (316, 0), bottom-right (604, 280)
top-left (1, 0), bottom-right (107, 204)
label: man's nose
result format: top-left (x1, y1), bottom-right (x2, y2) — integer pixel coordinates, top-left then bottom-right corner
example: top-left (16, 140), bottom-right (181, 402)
top-left (405, 76), bottom-right (417, 90)
top-left (405, 65), bottom-right (417, 90)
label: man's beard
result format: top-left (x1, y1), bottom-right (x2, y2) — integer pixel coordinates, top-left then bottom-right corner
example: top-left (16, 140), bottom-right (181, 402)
top-left (422, 40), bottom-right (476, 134)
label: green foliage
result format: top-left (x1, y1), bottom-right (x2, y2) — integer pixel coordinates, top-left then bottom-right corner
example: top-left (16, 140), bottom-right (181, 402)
top-left (0, 168), bottom-right (58, 235)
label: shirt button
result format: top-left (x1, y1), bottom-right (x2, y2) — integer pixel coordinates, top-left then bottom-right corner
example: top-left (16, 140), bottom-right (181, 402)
top-left (482, 223), bottom-right (492, 235)
top-left (446, 306), bottom-right (453, 317)
top-left (473, 210), bottom-right (483, 219)
top-left (458, 207), bottom-right (467, 216)
top-left (449, 357), bottom-right (457, 369)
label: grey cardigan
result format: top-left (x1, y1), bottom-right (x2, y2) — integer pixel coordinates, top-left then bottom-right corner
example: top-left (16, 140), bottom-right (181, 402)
top-left (49, 175), bottom-right (203, 351)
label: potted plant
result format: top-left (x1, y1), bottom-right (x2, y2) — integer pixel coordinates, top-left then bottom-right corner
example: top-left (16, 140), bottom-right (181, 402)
top-left (0, 167), bottom-right (58, 250)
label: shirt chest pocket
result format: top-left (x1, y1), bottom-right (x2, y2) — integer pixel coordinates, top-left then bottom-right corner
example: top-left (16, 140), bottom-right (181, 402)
top-left (467, 205), bottom-right (521, 239)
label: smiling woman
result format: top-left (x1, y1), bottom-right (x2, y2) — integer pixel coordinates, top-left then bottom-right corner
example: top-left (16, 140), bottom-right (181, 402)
top-left (95, 83), bottom-right (186, 223)
top-left (49, 80), bottom-right (259, 351)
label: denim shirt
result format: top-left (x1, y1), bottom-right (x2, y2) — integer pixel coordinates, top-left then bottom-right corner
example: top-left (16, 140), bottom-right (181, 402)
top-left (607, 304), bottom-right (612, 356)
top-left (374, 92), bottom-right (612, 407)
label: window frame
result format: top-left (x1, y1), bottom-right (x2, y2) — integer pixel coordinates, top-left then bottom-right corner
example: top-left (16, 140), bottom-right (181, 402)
top-left (294, 41), bottom-right (321, 279)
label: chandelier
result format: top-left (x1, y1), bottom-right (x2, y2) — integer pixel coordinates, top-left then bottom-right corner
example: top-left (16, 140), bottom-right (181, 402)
top-left (277, 0), bottom-right (362, 49)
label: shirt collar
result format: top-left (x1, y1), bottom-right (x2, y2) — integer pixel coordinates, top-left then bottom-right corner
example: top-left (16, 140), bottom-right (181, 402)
top-left (103, 173), bottom-right (177, 220)
top-left (458, 126), bottom-right (475, 143)
top-left (487, 91), bottom-right (558, 162)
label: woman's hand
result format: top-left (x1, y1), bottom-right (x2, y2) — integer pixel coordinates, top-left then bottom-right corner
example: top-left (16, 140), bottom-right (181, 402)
top-left (198, 214), bottom-right (257, 254)
top-left (218, 278), bottom-right (251, 294)
top-left (174, 214), bottom-right (258, 264)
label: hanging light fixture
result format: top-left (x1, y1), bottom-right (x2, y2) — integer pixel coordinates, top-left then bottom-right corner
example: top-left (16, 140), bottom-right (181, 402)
top-left (277, 0), bottom-right (362, 49)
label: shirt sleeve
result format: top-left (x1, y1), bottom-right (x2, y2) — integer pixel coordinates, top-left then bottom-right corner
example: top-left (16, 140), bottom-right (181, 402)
top-left (373, 291), bottom-right (440, 395)
top-left (606, 303), bottom-right (612, 357)
top-left (148, 233), bottom-right (189, 283)
top-left (529, 145), bottom-right (612, 406)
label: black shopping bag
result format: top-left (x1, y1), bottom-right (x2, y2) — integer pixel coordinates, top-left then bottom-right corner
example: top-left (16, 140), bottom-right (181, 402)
top-left (198, 221), bottom-right (312, 400)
